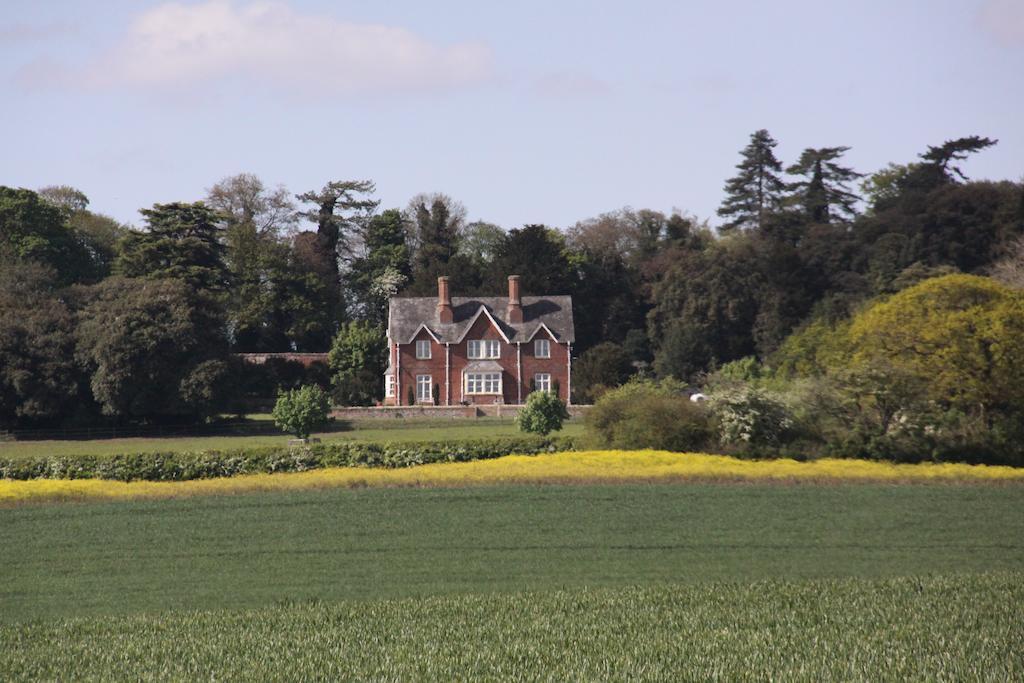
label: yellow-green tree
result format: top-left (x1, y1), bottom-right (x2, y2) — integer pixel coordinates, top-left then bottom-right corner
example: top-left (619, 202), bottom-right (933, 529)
top-left (845, 274), bottom-right (1024, 413)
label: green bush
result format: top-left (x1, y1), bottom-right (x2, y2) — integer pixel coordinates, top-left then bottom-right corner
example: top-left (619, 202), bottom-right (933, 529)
top-left (272, 385), bottom-right (330, 439)
top-left (586, 379), bottom-right (714, 451)
top-left (517, 391), bottom-right (570, 436)
top-left (0, 436), bottom-right (579, 482)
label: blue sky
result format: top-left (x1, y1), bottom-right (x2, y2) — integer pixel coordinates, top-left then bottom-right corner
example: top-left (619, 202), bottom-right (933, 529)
top-left (2, 0), bottom-right (1022, 230)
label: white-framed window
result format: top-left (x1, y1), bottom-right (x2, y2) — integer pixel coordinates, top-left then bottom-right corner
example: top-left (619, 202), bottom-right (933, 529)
top-left (417, 375), bottom-right (432, 402)
top-left (465, 372), bottom-right (502, 394)
top-left (416, 339), bottom-right (431, 359)
top-left (535, 339), bottom-right (550, 358)
top-left (535, 373), bottom-right (551, 393)
top-left (385, 374), bottom-right (395, 398)
top-left (467, 339), bottom-right (500, 359)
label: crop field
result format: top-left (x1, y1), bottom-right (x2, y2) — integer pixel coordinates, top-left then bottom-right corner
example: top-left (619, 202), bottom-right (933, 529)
top-left (4, 574), bottom-right (1022, 680)
top-left (0, 418), bottom-right (583, 460)
top-left (3, 471), bottom-right (1022, 678)
top-left (3, 482), bottom-right (1023, 620)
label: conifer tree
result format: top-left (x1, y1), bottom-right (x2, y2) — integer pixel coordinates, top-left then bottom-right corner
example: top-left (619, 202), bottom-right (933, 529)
top-left (117, 202), bottom-right (228, 293)
top-left (786, 147), bottom-right (863, 223)
top-left (897, 136), bottom-right (999, 192)
top-left (294, 180), bottom-right (379, 326)
top-left (718, 129), bottom-right (786, 233)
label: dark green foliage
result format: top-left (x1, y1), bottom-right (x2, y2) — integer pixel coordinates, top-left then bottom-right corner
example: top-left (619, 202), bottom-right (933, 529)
top-left (294, 180), bottom-right (379, 326)
top-left (406, 194), bottom-right (467, 294)
top-left (586, 380), bottom-right (714, 451)
top-left (295, 180), bottom-right (379, 277)
top-left (517, 391), bottom-right (570, 435)
top-left (407, 386), bottom-right (416, 406)
top-left (648, 240), bottom-right (762, 379)
top-left (786, 146), bottom-right (862, 223)
top-left (487, 224), bottom-right (576, 295)
top-left (718, 129), bottom-right (787, 232)
top-left (328, 321), bottom-right (386, 406)
top-left (241, 358), bottom-right (330, 401)
top-left (117, 202), bottom-right (229, 292)
top-left (0, 435), bottom-right (577, 481)
top-left (272, 385), bottom-right (330, 439)
top-left (37, 185), bottom-right (125, 281)
top-left (206, 173), bottom-right (298, 351)
top-left (572, 342), bottom-right (633, 403)
top-left (913, 135), bottom-right (998, 187)
top-left (346, 209), bottom-right (411, 324)
top-left (73, 277), bottom-right (229, 419)
top-left (0, 263), bottom-right (82, 426)
top-left (0, 186), bottom-right (98, 284)
top-left (570, 246), bottom-right (647, 354)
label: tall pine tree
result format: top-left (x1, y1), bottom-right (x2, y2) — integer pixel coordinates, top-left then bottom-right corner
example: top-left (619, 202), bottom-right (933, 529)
top-left (786, 147), bottom-right (863, 223)
top-left (718, 129), bottom-right (786, 233)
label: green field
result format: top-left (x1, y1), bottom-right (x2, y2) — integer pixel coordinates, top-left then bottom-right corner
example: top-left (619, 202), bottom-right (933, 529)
top-left (0, 419), bottom-right (583, 460)
top-left (3, 483), bottom-right (1022, 621)
top-left (4, 575), bottom-right (1021, 680)
top-left (3, 481), bottom-right (1022, 679)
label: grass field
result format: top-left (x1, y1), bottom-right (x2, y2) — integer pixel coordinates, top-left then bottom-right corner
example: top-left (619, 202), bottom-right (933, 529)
top-left (0, 418), bottom-right (583, 460)
top-left (3, 483), bottom-right (1022, 622)
top-left (4, 574), bottom-right (1021, 680)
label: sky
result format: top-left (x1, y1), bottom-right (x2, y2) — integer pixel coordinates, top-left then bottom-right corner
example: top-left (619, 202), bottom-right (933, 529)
top-left (2, 0), bottom-right (1023, 230)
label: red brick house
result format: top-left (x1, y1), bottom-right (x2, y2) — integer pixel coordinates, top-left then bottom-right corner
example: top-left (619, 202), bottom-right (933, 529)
top-left (384, 275), bottom-right (574, 406)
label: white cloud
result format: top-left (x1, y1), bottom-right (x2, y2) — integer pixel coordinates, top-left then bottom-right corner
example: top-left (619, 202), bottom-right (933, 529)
top-left (978, 0), bottom-right (1024, 46)
top-left (20, 0), bottom-right (492, 94)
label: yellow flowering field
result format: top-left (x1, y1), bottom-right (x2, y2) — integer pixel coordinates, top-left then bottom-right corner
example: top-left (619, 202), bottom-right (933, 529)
top-left (2, 450), bottom-right (1022, 505)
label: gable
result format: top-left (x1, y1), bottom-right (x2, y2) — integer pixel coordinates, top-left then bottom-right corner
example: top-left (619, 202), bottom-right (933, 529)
top-left (388, 295), bottom-right (575, 345)
top-left (456, 306), bottom-right (511, 343)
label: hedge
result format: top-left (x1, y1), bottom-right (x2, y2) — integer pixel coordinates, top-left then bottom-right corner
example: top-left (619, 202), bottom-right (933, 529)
top-left (0, 436), bottom-right (578, 482)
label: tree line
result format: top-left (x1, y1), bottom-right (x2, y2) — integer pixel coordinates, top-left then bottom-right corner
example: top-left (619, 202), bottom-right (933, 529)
top-left (2, 130), bottom-right (1022, 434)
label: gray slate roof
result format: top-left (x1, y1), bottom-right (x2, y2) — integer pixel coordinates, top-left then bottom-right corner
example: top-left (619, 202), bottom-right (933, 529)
top-left (388, 296), bottom-right (575, 345)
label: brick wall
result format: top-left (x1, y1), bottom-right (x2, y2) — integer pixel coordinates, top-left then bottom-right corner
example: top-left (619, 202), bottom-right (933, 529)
top-left (389, 315), bottom-right (571, 406)
top-left (237, 352), bottom-right (329, 368)
top-left (330, 404), bottom-right (591, 420)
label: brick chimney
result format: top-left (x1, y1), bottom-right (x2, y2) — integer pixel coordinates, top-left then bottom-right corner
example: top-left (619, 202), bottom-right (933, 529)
top-left (437, 276), bottom-right (453, 323)
top-left (506, 275), bottom-right (523, 323)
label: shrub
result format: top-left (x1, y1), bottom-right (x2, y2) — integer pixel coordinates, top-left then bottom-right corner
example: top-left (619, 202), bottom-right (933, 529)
top-left (710, 386), bottom-right (794, 449)
top-left (0, 435), bottom-right (579, 482)
top-left (272, 385), bottom-right (330, 439)
top-left (329, 321), bottom-right (386, 406)
top-left (517, 391), bottom-right (570, 436)
top-left (586, 379), bottom-right (714, 451)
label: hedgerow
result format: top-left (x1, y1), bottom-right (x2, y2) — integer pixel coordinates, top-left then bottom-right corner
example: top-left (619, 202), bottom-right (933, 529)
top-left (0, 436), bottom-right (578, 482)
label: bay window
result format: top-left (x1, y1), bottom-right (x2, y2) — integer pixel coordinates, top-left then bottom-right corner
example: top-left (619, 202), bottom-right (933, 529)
top-left (465, 372), bottom-right (502, 394)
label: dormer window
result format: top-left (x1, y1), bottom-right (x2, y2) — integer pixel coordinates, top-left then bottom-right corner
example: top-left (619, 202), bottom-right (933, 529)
top-left (535, 339), bottom-right (550, 358)
top-left (468, 339), bottom-right (500, 359)
top-left (416, 340), bottom-right (431, 359)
